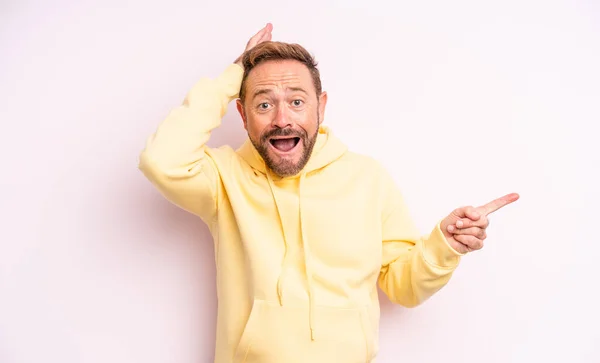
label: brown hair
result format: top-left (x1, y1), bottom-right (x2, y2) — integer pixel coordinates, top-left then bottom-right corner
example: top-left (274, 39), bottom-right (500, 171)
top-left (239, 41), bottom-right (322, 102)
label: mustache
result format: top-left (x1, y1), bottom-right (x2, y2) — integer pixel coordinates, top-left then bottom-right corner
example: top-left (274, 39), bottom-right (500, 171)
top-left (261, 127), bottom-right (307, 142)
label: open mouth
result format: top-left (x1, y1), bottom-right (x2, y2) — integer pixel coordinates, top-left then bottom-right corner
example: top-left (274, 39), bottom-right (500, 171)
top-left (269, 137), bottom-right (300, 153)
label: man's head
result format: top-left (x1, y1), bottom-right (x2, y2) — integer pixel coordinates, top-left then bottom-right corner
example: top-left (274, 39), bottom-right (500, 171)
top-left (236, 41), bottom-right (327, 177)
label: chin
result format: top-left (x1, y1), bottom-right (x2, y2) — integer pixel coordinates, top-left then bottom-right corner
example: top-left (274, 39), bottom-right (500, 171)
top-left (266, 145), bottom-right (306, 177)
top-left (269, 149), bottom-right (303, 166)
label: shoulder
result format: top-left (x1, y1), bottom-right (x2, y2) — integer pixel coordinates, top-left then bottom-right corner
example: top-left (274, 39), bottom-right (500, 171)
top-left (203, 144), bottom-right (243, 170)
top-left (325, 151), bottom-right (396, 197)
top-left (337, 150), bottom-right (391, 177)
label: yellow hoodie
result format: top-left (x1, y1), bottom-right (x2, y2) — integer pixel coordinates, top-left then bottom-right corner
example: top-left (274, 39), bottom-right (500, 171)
top-left (138, 63), bottom-right (464, 363)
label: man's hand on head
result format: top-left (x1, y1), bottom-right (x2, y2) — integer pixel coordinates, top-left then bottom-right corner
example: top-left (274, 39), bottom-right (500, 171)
top-left (235, 23), bottom-right (274, 68)
top-left (440, 193), bottom-right (520, 254)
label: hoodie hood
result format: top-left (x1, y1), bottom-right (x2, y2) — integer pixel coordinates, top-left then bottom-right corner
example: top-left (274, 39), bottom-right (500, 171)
top-left (236, 125), bottom-right (347, 177)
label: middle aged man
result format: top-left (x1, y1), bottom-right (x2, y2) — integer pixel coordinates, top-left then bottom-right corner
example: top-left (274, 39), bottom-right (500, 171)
top-left (139, 23), bottom-right (519, 363)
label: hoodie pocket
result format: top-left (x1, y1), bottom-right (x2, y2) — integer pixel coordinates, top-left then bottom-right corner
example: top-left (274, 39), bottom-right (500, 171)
top-left (233, 299), bottom-right (375, 363)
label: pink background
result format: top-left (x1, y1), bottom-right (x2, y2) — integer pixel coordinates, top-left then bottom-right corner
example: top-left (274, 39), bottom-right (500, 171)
top-left (1, 1), bottom-right (598, 362)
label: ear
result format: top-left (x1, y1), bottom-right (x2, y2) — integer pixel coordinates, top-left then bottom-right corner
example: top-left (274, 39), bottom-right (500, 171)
top-left (317, 91), bottom-right (328, 125)
top-left (236, 98), bottom-right (248, 130)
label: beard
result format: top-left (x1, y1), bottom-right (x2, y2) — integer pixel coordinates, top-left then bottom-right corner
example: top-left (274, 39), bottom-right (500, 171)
top-left (250, 120), bottom-right (319, 178)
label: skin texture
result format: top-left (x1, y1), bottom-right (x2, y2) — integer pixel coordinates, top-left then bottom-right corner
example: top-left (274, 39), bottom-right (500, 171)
top-left (234, 23), bottom-right (519, 253)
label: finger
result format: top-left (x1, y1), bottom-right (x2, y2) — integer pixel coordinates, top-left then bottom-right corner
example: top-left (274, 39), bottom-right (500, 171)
top-left (464, 206), bottom-right (480, 221)
top-left (258, 28), bottom-right (272, 43)
top-left (449, 227), bottom-right (486, 239)
top-left (477, 193), bottom-right (520, 216)
top-left (257, 23), bottom-right (273, 42)
top-left (454, 216), bottom-right (489, 229)
top-left (264, 30), bottom-right (273, 42)
top-left (451, 242), bottom-right (470, 254)
top-left (248, 24), bottom-right (271, 47)
top-left (454, 235), bottom-right (484, 250)
top-left (453, 206), bottom-right (480, 222)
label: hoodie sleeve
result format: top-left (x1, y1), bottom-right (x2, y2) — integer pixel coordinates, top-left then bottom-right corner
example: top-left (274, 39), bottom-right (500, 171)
top-left (138, 64), bottom-right (244, 223)
top-left (377, 168), bottom-right (464, 308)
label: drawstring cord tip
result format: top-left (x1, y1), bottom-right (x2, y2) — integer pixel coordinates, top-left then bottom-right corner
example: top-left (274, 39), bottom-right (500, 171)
top-left (276, 281), bottom-right (283, 306)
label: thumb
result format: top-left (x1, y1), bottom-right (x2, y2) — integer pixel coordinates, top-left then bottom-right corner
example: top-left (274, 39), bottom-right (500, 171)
top-left (441, 206), bottom-right (479, 237)
top-left (440, 211), bottom-right (460, 238)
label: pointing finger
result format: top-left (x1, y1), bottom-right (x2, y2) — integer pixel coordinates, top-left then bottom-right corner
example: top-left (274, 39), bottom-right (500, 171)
top-left (477, 193), bottom-right (520, 216)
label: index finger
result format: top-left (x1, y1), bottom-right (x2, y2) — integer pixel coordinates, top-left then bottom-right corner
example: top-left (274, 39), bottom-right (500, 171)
top-left (477, 193), bottom-right (520, 216)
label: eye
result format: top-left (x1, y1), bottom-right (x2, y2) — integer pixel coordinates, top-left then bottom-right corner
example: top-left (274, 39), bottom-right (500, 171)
top-left (292, 99), bottom-right (304, 107)
top-left (258, 102), bottom-right (271, 110)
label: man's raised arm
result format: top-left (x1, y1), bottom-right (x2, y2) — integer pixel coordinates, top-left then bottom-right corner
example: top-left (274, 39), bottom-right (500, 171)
top-left (138, 24), bottom-right (273, 222)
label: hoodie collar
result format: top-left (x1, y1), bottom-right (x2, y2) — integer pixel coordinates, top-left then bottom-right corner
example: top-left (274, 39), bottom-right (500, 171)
top-left (236, 125), bottom-right (347, 177)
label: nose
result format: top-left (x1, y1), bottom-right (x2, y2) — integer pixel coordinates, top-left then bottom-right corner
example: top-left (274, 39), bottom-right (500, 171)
top-left (272, 104), bottom-right (292, 128)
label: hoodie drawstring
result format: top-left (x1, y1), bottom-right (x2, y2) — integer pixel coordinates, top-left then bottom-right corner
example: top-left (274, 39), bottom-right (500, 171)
top-left (298, 173), bottom-right (316, 340)
top-left (266, 170), bottom-right (289, 306)
top-left (266, 170), bottom-right (316, 341)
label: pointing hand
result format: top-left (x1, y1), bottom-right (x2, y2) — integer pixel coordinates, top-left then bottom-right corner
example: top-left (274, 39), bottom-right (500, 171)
top-left (440, 193), bottom-right (520, 254)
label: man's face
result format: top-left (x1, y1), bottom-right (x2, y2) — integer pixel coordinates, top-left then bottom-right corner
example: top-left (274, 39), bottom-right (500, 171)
top-left (237, 60), bottom-right (327, 177)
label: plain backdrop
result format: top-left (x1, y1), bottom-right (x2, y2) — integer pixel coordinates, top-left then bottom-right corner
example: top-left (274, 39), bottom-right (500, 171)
top-left (1, 0), bottom-right (599, 362)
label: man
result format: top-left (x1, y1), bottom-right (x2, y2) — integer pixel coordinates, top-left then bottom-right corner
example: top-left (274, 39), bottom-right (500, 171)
top-left (139, 23), bottom-right (519, 363)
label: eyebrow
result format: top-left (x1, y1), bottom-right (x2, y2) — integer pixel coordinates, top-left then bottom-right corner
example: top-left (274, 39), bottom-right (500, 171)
top-left (252, 89), bottom-right (273, 99)
top-left (251, 87), bottom-right (309, 100)
top-left (288, 87), bottom-right (308, 94)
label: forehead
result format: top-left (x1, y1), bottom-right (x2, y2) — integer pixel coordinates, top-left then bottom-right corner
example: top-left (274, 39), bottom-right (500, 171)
top-left (246, 60), bottom-right (314, 95)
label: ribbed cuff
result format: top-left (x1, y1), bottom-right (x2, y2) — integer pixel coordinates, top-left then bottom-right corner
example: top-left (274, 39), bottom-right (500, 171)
top-left (421, 221), bottom-right (464, 268)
